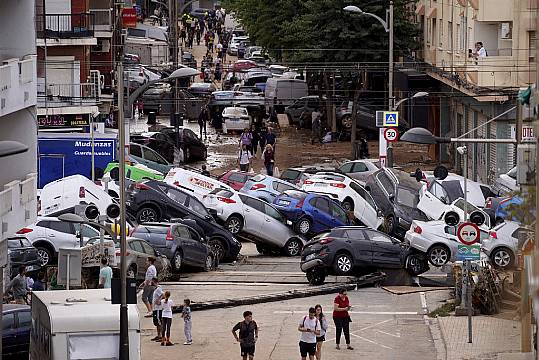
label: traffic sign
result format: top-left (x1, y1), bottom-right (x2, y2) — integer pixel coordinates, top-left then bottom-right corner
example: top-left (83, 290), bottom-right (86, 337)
top-left (457, 222), bottom-right (480, 245)
top-left (522, 126), bottom-right (535, 142)
top-left (383, 111), bottom-right (399, 127)
top-left (384, 128), bottom-right (399, 142)
top-left (457, 244), bottom-right (481, 261)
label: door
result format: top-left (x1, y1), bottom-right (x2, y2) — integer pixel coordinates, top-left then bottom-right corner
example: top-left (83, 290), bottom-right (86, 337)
top-left (308, 197), bottom-right (334, 230)
top-left (142, 146), bottom-right (170, 174)
top-left (2, 312), bottom-right (17, 355)
top-left (365, 230), bottom-right (402, 267)
top-left (350, 182), bottom-right (378, 228)
top-left (14, 310), bottom-right (31, 354)
top-left (239, 195), bottom-right (266, 237)
top-left (128, 240), bottom-right (147, 279)
top-left (162, 187), bottom-right (189, 218)
top-left (344, 228), bottom-right (373, 266)
top-left (417, 181), bottom-right (448, 220)
top-left (187, 227), bottom-right (208, 267)
top-left (46, 220), bottom-right (78, 250)
top-left (39, 155), bottom-right (65, 188)
top-left (260, 203), bottom-right (288, 246)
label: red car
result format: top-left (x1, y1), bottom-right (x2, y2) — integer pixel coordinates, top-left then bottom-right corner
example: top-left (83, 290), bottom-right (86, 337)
top-left (218, 170), bottom-right (255, 191)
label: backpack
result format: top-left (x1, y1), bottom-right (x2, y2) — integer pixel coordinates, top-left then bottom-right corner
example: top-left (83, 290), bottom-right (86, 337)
top-left (302, 316), bottom-right (319, 331)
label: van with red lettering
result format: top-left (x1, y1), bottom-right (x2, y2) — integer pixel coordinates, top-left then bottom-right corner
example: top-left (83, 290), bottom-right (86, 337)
top-left (164, 168), bottom-right (233, 201)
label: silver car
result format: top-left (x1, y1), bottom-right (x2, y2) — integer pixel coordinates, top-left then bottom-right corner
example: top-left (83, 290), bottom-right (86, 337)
top-left (405, 220), bottom-right (490, 267)
top-left (482, 221), bottom-right (532, 269)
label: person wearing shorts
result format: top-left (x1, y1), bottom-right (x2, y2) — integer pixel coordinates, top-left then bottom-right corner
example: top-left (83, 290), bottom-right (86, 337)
top-left (151, 278), bottom-right (163, 341)
top-left (232, 311), bottom-right (258, 360)
top-left (138, 257), bottom-right (157, 317)
top-left (298, 307), bottom-right (320, 360)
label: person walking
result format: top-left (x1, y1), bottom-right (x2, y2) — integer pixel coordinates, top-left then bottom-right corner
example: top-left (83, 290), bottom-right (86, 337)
top-left (160, 290), bottom-right (174, 346)
top-left (265, 127), bottom-right (277, 152)
top-left (259, 123), bottom-right (267, 155)
top-left (151, 278), bottom-right (164, 342)
top-left (250, 126), bottom-right (259, 156)
top-left (32, 272), bottom-right (45, 292)
top-left (198, 105), bottom-right (209, 139)
top-left (333, 289), bottom-right (353, 350)
top-left (298, 307), bottom-right (320, 360)
top-left (315, 305), bottom-right (329, 360)
top-left (98, 257), bottom-right (112, 289)
top-left (238, 144), bottom-right (253, 172)
top-left (311, 108), bottom-right (322, 145)
top-left (138, 257), bottom-right (157, 317)
top-left (232, 310), bottom-right (259, 360)
top-left (6, 266), bottom-right (29, 304)
top-left (262, 144), bottom-right (275, 176)
top-left (181, 298), bottom-right (193, 345)
top-left (239, 128), bottom-right (253, 151)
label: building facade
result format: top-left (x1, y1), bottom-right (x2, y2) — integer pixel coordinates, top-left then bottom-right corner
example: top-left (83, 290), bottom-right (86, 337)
top-left (0, 0), bottom-right (39, 240)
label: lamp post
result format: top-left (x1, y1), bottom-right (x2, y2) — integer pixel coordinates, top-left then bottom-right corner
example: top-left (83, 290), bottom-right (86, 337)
top-left (344, 2), bottom-right (394, 164)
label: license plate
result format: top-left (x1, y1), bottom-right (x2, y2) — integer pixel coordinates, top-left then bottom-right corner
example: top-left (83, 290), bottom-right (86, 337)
top-left (305, 254), bottom-right (316, 261)
top-left (26, 265), bottom-right (38, 272)
top-left (230, 117), bottom-right (240, 121)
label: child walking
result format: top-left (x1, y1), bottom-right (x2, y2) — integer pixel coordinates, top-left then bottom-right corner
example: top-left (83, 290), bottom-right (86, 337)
top-left (160, 291), bottom-right (174, 346)
top-left (181, 298), bottom-right (193, 345)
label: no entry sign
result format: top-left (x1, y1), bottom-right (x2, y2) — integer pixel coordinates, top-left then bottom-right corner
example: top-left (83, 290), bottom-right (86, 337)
top-left (457, 222), bottom-right (480, 245)
top-left (384, 127), bottom-right (399, 142)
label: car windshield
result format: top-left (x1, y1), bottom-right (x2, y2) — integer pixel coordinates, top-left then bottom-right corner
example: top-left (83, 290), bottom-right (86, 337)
top-left (281, 169), bottom-right (300, 181)
top-left (283, 190), bottom-right (308, 200)
top-left (251, 174), bottom-right (266, 182)
top-left (396, 186), bottom-right (419, 207)
top-left (224, 107), bottom-right (248, 117)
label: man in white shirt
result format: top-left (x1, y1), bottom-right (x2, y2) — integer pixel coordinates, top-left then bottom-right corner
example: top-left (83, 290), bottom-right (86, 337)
top-left (298, 307), bottom-right (320, 360)
top-left (474, 42), bottom-right (487, 59)
top-left (139, 257), bottom-right (157, 317)
top-left (151, 278), bottom-right (164, 341)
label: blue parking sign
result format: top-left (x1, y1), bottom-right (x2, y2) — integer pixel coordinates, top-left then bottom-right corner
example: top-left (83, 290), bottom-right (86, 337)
top-left (383, 111), bottom-right (399, 127)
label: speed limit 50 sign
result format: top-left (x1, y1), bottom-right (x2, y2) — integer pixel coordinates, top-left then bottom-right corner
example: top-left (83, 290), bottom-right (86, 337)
top-left (384, 127), bottom-right (399, 142)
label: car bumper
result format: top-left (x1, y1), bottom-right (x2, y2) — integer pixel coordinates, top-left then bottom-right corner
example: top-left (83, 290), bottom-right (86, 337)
top-left (404, 232), bottom-right (429, 253)
top-left (300, 258), bottom-right (324, 272)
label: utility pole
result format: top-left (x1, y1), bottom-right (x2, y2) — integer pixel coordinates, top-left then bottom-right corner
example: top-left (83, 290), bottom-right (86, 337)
top-left (386, 0), bottom-right (395, 167)
top-left (169, 0), bottom-right (180, 135)
top-left (113, 0), bottom-right (129, 358)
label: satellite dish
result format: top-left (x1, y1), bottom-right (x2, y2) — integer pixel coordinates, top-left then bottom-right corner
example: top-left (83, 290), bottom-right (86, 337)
top-left (469, 210), bottom-right (486, 227)
top-left (444, 211), bottom-right (460, 227)
top-left (433, 165), bottom-right (449, 180)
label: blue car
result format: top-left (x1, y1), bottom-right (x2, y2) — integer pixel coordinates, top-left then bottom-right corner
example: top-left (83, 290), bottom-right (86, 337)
top-left (240, 174), bottom-right (299, 203)
top-left (485, 196), bottom-right (524, 224)
top-left (3, 304), bottom-right (31, 357)
top-left (273, 190), bottom-right (352, 235)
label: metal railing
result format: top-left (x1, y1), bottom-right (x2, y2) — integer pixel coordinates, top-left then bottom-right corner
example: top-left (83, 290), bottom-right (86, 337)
top-left (37, 13), bottom-right (95, 38)
top-left (39, 82), bottom-right (99, 105)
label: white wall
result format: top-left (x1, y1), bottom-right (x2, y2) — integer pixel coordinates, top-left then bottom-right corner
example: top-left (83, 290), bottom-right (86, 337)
top-left (474, 22), bottom-right (499, 56)
top-left (0, 0), bottom-right (37, 61)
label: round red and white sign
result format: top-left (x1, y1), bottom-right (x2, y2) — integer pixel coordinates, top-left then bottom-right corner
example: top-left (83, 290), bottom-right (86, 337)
top-left (457, 222), bottom-right (480, 245)
top-left (384, 127), bottom-right (399, 142)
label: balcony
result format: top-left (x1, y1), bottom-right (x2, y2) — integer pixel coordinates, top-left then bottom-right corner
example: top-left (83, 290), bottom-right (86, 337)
top-left (38, 82), bottom-right (99, 108)
top-left (0, 56), bottom-right (37, 117)
top-left (89, 9), bottom-right (112, 32)
top-left (36, 13), bottom-right (95, 39)
top-left (476, 0), bottom-right (512, 22)
top-left (0, 173), bottom-right (37, 240)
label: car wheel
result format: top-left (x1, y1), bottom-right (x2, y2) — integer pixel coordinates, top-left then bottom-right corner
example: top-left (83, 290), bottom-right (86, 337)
top-left (256, 244), bottom-right (269, 255)
top-left (406, 254), bottom-right (429, 276)
top-left (209, 238), bottom-right (226, 261)
top-left (225, 215), bottom-right (243, 234)
top-left (342, 199), bottom-right (354, 212)
top-left (306, 268), bottom-right (326, 285)
top-left (127, 265), bottom-right (136, 278)
top-left (136, 207), bottom-right (159, 223)
top-left (341, 115), bottom-right (352, 130)
top-left (36, 247), bottom-right (53, 267)
top-left (172, 251), bottom-right (183, 272)
top-left (334, 252), bottom-right (354, 276)
top-left (284, 238), bottom-right (302, 257)
top-left (427, 245), bottom-right (450, 267)
top-left (295, 218), bottom-right (311, 235)
top-left (491, 247), bottom-right (514, 269)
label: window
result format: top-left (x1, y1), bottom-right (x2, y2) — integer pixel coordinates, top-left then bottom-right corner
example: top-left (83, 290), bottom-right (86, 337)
top-left (396, 187), bottom-right (420, 207)
top-left (17, 311), bottom-right (32, 328)
top-left (7, 239), bottom-right (22, 249)
top-left (228, 172), bottom-right (247, 183)
top-left (272, 181), bottom-right (296, 193)
top-left (352, 162), bottom-right (369, 173)
top-left (376, 172), bottom-right (395, 197)
top-left (529, 31), bottom-right (536, 62)
top-left (431, 19), bottom-right (437, 45)
top-left (3, 313), bottom-right (14, 330)
top-left (307, 99), bottom-right (319, 108)
top-left (166, 188), bottom-right (188, 205)
top-left (145, 226), bottom-right (169, 234)
top-left (73, 224), bottom-right (100, 238)
top-left (445, 226), bottom-right (456, 236)
top-left (350, 182), bottom-right (377, 209)
top-left (130, 144), bottom-right (142, 157)
top-left (187, 196), bottom-right (211, 218)
top-left (141, 241), bottom-right (156, 255)
top-left (330, 202), bottom-right (348, 223)
top-left (143, 147), bottom-right (166, 164)
top-left (174, 225), bottom-right (191, 239)
top-left (264, 204), bottom-right (284, 222)
top-left (448, 21), bottom-right (453, 49)
top-left (339, 163), bottom-right (353, 173)
top-left (281, 169), bottom-right (301, 181)
top-left (456, 24), bottom-right (461, 51)
top-left (129, 240), bottom-right (143, 253)
top-left (365, 230), bottom-right (392, 243)
top-left (312, 197), bottom-right (330, 214)
top-left (345, 229), bottom-right (366, 240)
top-left (429, 182), bottom-right (449, 203)
top-left (242, 196), bottom-right (265, 212)
top-left (48, 221), bottom-right (73, 234)
top-left (188, 228), bottom-right (202, 241)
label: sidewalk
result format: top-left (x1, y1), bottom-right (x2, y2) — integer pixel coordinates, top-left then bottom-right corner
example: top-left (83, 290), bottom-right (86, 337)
top-left (438, 316), bottom-right (523, 360)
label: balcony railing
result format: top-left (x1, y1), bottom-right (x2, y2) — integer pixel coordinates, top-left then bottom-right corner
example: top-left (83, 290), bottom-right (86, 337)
top-left (89, 9), bottom-right (112, 31)
top-left (37, 13), bottom-right (95, 39)
top-left (0, 56), bottom-right (37, 116)
top-left (38, 82), bottom-right (99, 107)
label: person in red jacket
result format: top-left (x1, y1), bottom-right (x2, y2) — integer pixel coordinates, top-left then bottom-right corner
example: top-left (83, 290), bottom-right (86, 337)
top-left (332, 289), bottom-right (353, 350)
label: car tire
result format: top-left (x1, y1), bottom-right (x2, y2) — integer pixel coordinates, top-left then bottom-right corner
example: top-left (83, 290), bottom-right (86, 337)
top-left (295, 217), bottom-right (312, 235)
top-left (136, 207), bottom-right (159, 223)
top-left (36, 247), bottom-right (53, 267)
top-left (172, 251), bottom-right (183, 273)
top-left (427, 245), bottom-right (450, 267)
top-left (341, 115), bottom-right (352, 130)
top-left (209, 238), bottom-right (226, 261)
top-left (225, 215), bottom-right (243, 235)
top-left (256, 244), bottom-right (269, 255)
top-left (284, 238), bottom-right (302, 257)
top-left (406, 253), bottom-right (429, 276)
top-left (342, 198), bottom-right (354, 212)
top-left (127, 265), bottom-right (137, 278)
top-left (334, 252), bottom-right (354, 276)
top-left (306, 268), bottom-right (326, 286)
top-left (491, 247), bottom-right (514, 269)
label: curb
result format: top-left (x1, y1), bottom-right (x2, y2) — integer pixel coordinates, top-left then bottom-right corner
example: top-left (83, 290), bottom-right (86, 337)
top-left (172, 272), bottom-right (386, 313)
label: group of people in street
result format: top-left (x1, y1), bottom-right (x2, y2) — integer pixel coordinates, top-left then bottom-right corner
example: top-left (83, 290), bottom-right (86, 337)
top-left (230, 289), bottom-right (353, 360)
top-left (139, 257), bottom-right (193, 346)
top-left (237, 126), bottom-right (277, 175)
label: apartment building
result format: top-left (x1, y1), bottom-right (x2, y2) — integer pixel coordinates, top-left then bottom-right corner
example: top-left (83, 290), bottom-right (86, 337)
top-left (36, 0), bottom-right (103, 130)
top-left (412, 0), bottom-right (536, 183)
top-left (0, 0), bottom-right (39, 240)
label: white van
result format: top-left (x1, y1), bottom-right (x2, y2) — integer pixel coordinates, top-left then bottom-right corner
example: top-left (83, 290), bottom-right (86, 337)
top-left (165, 167), bottom-right (234, 201)
top-left (265, 78), bottom-right (308, 113)
top-left (40, 174), bottom-right (116, 218)
top-left (30, 289), bottom-right (140, 360)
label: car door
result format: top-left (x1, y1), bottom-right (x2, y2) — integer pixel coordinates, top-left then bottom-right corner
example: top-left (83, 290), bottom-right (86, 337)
top-left (309, 197), bottom-right (334, 230)
top-left (129, 144), bottom-right (145, 165)
top-left (128, 240), bottom-right (146, 279)
top-left (259, 203), bottom-right (288, 246)
top-left (142, 146), bottom-right (170, 174)
top-left (349, 182), bottom-right (378, 228)
top-left (365, 230), bottom-right (402, 267)
top-left (187, 227), bottom-right (208, 267)
top-left (238, 194), bottom-right (266, 237)
top-left (344, 228), bottom-right (373, 266)
top-left (418, 181), bottom-right (449, 220)
top-left (2, 312), bottom-right (17, 355)
top-left (14, 309), bottom-right (31, 354)
top-left (46, 221), bottom-right (78, 250)
top-left (161, 186), bottom-right (189, 218)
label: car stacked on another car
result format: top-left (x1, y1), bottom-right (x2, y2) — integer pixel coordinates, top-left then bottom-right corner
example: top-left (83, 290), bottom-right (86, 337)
top-left (337, 159), bottom-right (379, 183)
top-left (160, 127), bottom-right (207, 162)
top-left (300, 227), bottom-right (428, 285)
top-left (202, 188), bottom-right (305, 256)
top-left (6, 237), bottom-right (41, 277)
top-left (482, 221), bottom-right (532, 269)
top-left (273, 190), bottom-right (352, 236)
top-left (218, 170), bottom-right (255, 191)
top-left (241, 174), bottom-right (299, 203)
top-left (280, 165), bottom-right (337, 187)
